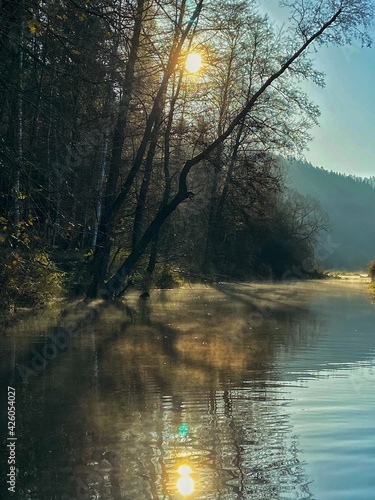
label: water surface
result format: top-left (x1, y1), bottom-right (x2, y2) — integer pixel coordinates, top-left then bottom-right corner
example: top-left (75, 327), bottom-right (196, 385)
top-left (1, 279), bottom-right (375, 499)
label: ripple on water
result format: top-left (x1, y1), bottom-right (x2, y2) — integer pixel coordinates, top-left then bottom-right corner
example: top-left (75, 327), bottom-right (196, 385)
top-left (1, 280), bottom-right (375, 499)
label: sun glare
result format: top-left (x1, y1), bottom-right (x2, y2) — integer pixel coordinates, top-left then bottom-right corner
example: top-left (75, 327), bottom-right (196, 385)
top-left (177, 465), bottom-right (192, 476)
top-left (185, 53), bottom-right (202, 73)
top-left (176, 464), bottom-right (194, 495)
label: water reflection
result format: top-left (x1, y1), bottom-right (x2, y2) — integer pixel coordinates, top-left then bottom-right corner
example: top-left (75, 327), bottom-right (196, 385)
top-left (0, 280), bottom-right (374, 499)
top-left (176, 465), bottom-right (194, 496)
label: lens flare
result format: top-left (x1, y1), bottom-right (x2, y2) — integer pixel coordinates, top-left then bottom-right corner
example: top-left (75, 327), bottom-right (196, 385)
top-left (179, 423), bottom-right (189, 437)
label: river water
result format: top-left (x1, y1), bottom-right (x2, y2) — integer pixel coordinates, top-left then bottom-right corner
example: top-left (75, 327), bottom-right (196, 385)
top-left (1, 278), bottom-right (375, 499)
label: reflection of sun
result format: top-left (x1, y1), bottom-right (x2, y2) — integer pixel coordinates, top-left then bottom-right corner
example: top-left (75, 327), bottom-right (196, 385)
top-left (178, 465), bottom-right (192, 476)
top-left (185, 53), bottom-right (202, 73)
top-left (177, 464), bottom-right (195, 495)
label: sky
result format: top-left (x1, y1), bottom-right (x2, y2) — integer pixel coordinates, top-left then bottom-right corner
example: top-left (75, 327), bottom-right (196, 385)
top-left (260, 1), bottom-right (375, 178)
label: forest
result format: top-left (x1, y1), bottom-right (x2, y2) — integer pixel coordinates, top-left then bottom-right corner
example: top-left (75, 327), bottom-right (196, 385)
top-left (0, 0), bottom-right (374, 311)
top-left (287, 160), bottom-right (375, 271)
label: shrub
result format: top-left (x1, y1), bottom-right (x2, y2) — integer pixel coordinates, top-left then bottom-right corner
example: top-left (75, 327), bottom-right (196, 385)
top-left (0, 249), bottom-right (63, 312)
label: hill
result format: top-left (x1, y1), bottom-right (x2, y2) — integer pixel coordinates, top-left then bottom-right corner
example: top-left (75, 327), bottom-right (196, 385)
top-left (286, 160), bottom-right (375, 270)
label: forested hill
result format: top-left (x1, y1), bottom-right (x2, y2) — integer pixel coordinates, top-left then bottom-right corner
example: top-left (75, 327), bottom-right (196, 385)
top-left (287, 160), bottom-right (375, 270)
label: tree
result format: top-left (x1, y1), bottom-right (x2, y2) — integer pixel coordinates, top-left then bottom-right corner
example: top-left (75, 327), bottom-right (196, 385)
top-left (98, 0), bottom-right (373, 298)
top-left (1, 0), bottom-right (373, 306)
top-left (87, 0), bottom-right (205, 297)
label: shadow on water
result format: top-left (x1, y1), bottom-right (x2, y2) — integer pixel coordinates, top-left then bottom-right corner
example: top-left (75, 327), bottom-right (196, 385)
top-left (0, 284), bottom-right (334, 499)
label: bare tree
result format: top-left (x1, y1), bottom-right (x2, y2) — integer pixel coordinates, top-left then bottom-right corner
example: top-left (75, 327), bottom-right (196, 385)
top-left (99, 0), bottom-right (373, 297)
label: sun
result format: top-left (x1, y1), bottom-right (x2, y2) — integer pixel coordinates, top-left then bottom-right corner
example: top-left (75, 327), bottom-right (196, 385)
top-left (185, 53), bottom-right (202, 73)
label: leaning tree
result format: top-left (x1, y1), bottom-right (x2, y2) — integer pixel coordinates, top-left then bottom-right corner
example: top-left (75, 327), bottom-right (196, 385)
top-left (88, 0), bottom-right (374, 298)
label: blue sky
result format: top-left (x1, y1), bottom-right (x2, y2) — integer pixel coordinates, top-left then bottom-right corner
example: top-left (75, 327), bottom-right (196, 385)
top-left (261, 1), bottom-right (375, 178)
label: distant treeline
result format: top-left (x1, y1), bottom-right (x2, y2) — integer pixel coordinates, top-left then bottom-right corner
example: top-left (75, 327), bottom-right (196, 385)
top-left (287, 160), bottom-right (375, 270)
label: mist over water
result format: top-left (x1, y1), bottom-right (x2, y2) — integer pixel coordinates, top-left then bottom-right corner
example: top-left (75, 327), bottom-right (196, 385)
top-left (1, 279), bottom-right (375, 499)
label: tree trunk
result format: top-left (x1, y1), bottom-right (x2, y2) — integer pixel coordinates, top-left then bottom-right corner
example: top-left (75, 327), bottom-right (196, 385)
top-left (14, 1), bottom-right (24, 231)
top-left (144, 71), bottom-right (183, 280)
top-left (104, 191), bottom-right (188, 297)
top-left (201, 151), bottom-right (222, 274)
top-left (132, 111), bottom-right (162, 251)
top-left (201, 43), bottom-right (235, 273)
top-left (92, 127), bottom-right (110, 249)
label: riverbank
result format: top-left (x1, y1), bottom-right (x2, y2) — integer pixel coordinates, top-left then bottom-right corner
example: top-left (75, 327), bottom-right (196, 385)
top-left (325, 271), bottom-right (371, 281)
top-left (1, 269), bottom-right (372, 325)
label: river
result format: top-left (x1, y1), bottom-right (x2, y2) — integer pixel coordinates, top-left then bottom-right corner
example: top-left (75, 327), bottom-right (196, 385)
top-left (1, 278), bottom-right (375, 499)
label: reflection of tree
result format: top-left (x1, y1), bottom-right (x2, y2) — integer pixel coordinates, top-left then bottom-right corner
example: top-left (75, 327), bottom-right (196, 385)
top-left (0, 285), bottom-right (322, 499)
top-left (82, 285), bottom-right (319, 498)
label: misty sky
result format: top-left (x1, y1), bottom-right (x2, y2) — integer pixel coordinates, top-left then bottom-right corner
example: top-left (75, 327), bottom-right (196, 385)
top-left (261, 1), bottom-right (375, 178)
